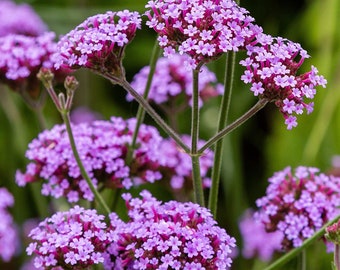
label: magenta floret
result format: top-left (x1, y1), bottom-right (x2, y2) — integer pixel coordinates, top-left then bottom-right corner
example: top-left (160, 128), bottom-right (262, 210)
top-left (145, 0), bottom-right (262, 66)
top-left (240, 35), bottom-right (327, 129)
top-left (104, 190), bottom-right (236, 269)
top-left (26, 205), bottom-right (110, 269)
top-left (128, 53), bottom-right (223, 107)
top-left (0, 188), bottom-right (18, 262)
top-left (16, 117), bottom-right (164, 202)
top-left (54, 10), bottom-right (142, 72)
top-left (0, 0), bottom-right (47, 37)
top-left (239, 209), bottom-right (283, 261)
top-left (254, 166), bottom-right (340, 251)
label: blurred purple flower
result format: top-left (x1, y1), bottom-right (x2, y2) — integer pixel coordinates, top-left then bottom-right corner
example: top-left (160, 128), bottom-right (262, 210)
top-left (0, 187), bottom-right (19, 262)
top-left (128, 53), bottom-right (224, 107)
top-left (254, 166), bottom-right (340, 251)
top-left (26, 205), bottom-right (109, 269)
top-left (240, 34), bottom-right (327, 129)
top-left (158, 135), bottom-right (213, 191)
top-left (145, 0), bottom-right (262, 67)
top-left (16, 117), bottom-right (164, 203)
top-left (0, 32), bottom-right (69, 96)
top-left (0, 1), bottom-right (47, 37)
top-left (239, 209), bottom-right (283, 261)
top-left (54, 10), bottom-right (141, 73)
top-left (104, 190), bottom-right (236, 269)
top-left (70, 106), bottom-right (102, 124)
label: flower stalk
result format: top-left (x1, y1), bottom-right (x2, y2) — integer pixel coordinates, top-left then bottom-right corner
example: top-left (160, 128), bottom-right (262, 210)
top-left (39, 69), bottom-right (111, 215)
top-left (198, 98), bottom-right (268, 154)
top-left (190, 64), bottom-right (205, 206)
top-left (126, 40), bottom-right (161, 164)
top-left (208, 52), bottom-right (236, 217)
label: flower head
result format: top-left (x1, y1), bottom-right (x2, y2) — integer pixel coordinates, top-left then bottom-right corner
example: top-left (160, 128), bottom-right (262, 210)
top-left (254, 166), bottom-right (340, 251)
top-left (158, 135), bottom-right (213, 191)
top-left (26, 205), bottom-right (109, 269)
top-left (239, 209), bottom-right (283, 261)
top-left (0, 188), bottom-right (18, 263)
top-left (54, 10), bottom-right (141, 76)
top-left (0, 0), bottom-right (47, 37)
top-left (127, 53), bottom-right (223, 107)
top-left (0, 32), bottom-right (69, 97)
top-left (104, 190), bottom-right (236, 269)
top-left (240, 35), bottom-right (327, 129)
top-left (16, 117), bottom-right (164, 203)
top-left (145, 0), bottom-right (262, 66)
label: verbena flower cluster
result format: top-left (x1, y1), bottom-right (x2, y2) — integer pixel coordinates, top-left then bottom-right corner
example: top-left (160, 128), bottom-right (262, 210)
top-left (145, 0), bottom-right (262, 66)
top-left (0, 0), bottom-right (47, 37)
top-left (15, 117), bottom-right (164, 202)
top-left (0, 32), bottom-right (64, 94)
top-left (159, 135), bottom-right (213, 191)
top-left (0, 187), bottom-right (18, 262)
top-left (104, 190), bottom-right (236, 269)
top-left (239, 209), bottom-right (283, 261)
top-left (254, 166), bottom-right (340, 251)
top-left (26, 205), bottom-right (109, 269)
top-left (54, 10), bottom-right (141, 72)
top-left (240, 35), bottom-right (327, 129)
top-left (127, 54), bottom-right (223, 107)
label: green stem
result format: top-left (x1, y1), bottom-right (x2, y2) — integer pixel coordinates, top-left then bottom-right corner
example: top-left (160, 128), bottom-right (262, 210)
top-left (191, 65), bottom-right (205, 206)
top-left (198, 99), bottom-right (268, 154)
top-left (297, 250), bottom-right (306, 270)
top-left (61, 111), bottom-right (111, 215)
top-left (264, 214), bottom-right (340, 270)
top-left (208, 52), bottom-right (236, 217)
top-left (335, 244), bottom-right (340, 270)
top-left (126, 40), bottom-right (160, 164)
top-left (106, 76), bottom-right (189, 154)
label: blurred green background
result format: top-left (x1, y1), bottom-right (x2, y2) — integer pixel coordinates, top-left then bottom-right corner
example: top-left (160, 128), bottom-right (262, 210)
top-left (1, 0), bottom-right (339, 269)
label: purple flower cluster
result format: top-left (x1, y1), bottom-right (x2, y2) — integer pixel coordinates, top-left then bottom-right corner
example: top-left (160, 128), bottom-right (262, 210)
top-left (54, 10), bottom-right (141, 72)
top-left (145, 0), bottom-right (262, 67)
top-left (0, 32), bottom-right (67, 94)
top-left (159, 135), bottom-right (213, 191)
top-left (127, 54), bottom-right (223, 107)
top-left (239, 209), bottom-right (283, 261)
top-left (240, 35), bottom-right (327, 129)
top-left (26, 205), bottom-right (109, 269)
top-left (0, 187), bottom-right (18, 262)
top-left (0, 1), bottom-right (47, 37)
top-left (254, 166), bottom-right (340, 251)
top-left (16, 117), bottom-right (164, 203)
top-left (104, 190), bottom-right (236, 269)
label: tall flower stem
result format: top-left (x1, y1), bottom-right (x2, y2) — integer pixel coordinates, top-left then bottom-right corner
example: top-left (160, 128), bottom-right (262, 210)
top-left (126, 40), bottom-right (160, 164)
top-left (264, 214), bottom-right (340, 270)
top-left (39, 70), bottom-right (111, 215)
top-left (297, 250), bottom-right (306, 270)
top-left (198, 99), bottom-right (268, 154)
top-left (190, 64), bottom-right (205, 206)
top-left (334, 244), bottom-right (340, 270)
top-left (104, 76), bottom-right (189, 154)
top-left (61, 111), bottom-right (111, 215)
top-left (208, 52), bottom-right (236, 217)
